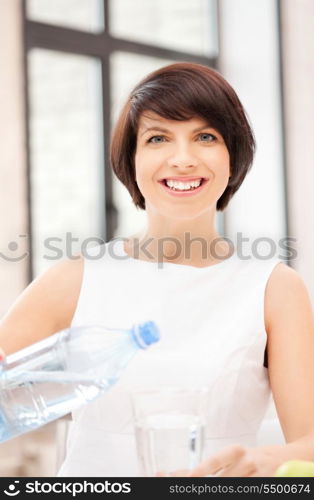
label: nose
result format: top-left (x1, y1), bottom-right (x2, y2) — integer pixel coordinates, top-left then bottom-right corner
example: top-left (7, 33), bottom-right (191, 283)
top-left (166, 143), bottom-right (199, 171)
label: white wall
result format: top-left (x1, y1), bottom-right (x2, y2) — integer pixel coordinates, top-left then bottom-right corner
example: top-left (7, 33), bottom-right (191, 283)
top-left (218, 0), bottom-right (286, 259)
top-left (280, 0), bottom-right (314, 304)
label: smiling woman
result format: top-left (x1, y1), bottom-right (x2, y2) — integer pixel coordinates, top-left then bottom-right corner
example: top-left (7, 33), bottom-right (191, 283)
top-left (109, 63), bottom-right (255, 266)
top-left (110, 62), bottom-right (255, 213)
top-left (1, 62), bottom-right (314, 478)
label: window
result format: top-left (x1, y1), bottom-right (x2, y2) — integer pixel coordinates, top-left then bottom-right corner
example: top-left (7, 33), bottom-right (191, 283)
top-left (26, 0), bottom-right (104, 33)
top-left (28, 49), bottom-right (104, 276)
top-left (110, 0), bottom-right (218, 56)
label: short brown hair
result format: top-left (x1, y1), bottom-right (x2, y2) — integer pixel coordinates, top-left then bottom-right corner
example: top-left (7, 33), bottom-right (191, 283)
top-left (110, 62), bottom-right (255, 211)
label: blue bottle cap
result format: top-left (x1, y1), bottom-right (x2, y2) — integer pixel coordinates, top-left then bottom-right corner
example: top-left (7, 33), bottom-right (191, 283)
top-left (132, 321), bottom-right (160, 349)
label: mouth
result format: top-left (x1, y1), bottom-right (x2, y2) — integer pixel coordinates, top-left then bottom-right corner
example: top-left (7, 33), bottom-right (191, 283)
top-left (157, 177), bottom-right (209, 196)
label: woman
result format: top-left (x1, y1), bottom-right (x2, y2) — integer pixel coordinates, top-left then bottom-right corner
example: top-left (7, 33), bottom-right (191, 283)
top-left (1, 62), bottom-right (314, 477)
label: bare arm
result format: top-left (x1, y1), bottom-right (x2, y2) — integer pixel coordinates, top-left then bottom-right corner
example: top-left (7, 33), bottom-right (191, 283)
top-left (0, 257), bottom-right (84, 356)
top-left (264, 263), bottom-right (314, 454)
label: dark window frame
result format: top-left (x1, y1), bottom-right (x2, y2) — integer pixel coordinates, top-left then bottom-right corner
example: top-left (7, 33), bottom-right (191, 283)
top-left (22, 0), bottom-right (218, 281)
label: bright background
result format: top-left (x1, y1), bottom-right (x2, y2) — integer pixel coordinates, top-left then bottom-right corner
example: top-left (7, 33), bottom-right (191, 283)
top-left (0, 0), bottom-right (313, 476)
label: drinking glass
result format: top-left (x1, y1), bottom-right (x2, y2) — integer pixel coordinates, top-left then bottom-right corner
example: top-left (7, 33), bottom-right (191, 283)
top-left (131, 387), bottom-right (207, 476)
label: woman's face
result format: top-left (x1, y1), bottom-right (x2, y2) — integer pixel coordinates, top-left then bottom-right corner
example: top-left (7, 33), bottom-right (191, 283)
top-left (135, 112), bottom-right (230, 220)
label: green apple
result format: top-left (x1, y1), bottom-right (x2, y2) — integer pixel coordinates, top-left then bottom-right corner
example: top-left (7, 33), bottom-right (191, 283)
top-left (275, 460), bottom-right (314, 477)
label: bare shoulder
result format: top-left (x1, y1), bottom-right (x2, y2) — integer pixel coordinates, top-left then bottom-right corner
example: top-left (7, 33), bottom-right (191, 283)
top-left (264, 262), bottom-right (314, 332)
top-left (36, 255), bottom-right (84, 300)
top-left (32, 256), bottom-right (84, 324)
top-left (0, 256), bottom-right (84, 354)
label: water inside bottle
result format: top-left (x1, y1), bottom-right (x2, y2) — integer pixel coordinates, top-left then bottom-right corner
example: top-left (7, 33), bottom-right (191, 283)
top-left (0, 370), bottom-right (116, 443)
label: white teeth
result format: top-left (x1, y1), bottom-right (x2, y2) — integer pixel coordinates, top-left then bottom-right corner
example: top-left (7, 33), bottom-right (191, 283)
top-left (165, 179), bottom-right (202, 190)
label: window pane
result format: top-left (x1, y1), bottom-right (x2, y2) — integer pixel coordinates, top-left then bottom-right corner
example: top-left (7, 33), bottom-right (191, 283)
top-left (110, 53), bottom-right (175, 238)
top-left (110, 0), bottom-right (218, 56)
top-left (26, 0), bottom-right (104, 33)
top-left (28, 49), bottom-right (105, 276)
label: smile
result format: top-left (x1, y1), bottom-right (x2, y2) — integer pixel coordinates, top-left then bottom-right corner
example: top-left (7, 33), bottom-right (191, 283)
top-left (158, 177), bottom-right (209, 197)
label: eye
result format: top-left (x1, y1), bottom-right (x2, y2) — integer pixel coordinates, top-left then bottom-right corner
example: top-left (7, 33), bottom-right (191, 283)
top-left (147, 135), bottom-right (166, 144)
top-left (198, 133), bottom-right (216, 142)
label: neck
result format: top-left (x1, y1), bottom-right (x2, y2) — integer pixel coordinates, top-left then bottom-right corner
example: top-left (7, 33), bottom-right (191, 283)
top-left (126, 209), bottom-right (232, 267)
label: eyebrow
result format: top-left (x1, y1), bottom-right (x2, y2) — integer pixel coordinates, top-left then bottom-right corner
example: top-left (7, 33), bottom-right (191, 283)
top-left (139, 125), bottom-right (213, 138)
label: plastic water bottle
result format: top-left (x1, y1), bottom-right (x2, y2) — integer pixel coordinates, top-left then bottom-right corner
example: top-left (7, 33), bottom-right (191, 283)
top-left (0, 321), bottom-right (160, 443)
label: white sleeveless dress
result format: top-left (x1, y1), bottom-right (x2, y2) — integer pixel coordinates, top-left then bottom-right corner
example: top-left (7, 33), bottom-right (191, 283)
top-left (57, 238), bottom-right (282, 477)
